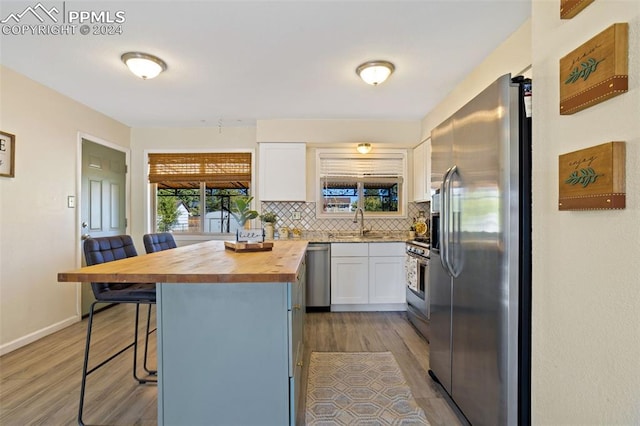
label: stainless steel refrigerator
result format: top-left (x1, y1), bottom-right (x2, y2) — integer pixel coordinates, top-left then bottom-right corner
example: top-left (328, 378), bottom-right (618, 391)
top-left (428, 74), bottom-right (532, 426)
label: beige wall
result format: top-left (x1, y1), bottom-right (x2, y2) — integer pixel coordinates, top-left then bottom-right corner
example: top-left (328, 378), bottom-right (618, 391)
top-left (531, 1), bottom-right (640, 424)
top-left (129, 127), bottom-right (258, 245)
top-left (0, 66), bottom-right (130, 354)
top-left (132, 120), bottom-right (420, 229)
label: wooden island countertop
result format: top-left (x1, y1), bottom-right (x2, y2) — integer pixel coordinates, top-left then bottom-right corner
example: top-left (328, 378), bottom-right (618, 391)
top-left (58, 239), bottom-right (308, 284)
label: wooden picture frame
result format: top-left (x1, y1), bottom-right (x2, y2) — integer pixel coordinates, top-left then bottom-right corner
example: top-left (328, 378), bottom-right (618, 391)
top-left (559, 23), bottom-right (628, 115)
top-left (558, 141), bottom-right (625, 211)
top-left (0, 131), bottom-right (15, 178)
top-left (560, 0), bottom-right (595, 19)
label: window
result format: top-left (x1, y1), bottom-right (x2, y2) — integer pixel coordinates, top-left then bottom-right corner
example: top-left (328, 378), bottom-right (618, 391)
top-left (316, 150), bottom-right (407, 217)
top-left (148, 152), bottom-right (253, 234)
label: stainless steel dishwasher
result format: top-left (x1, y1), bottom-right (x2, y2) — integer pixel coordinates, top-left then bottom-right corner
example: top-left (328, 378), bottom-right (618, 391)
top-left (306, 243), bottom-right (330, 312)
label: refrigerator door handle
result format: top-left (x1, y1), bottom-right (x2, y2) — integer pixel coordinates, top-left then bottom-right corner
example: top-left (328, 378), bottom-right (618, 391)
top-left (441, 165), bottom-right (456, 277)
top-left (439, 170), bottom-right (450, 272)
top-left (447, 166), bottom-right (463, 278)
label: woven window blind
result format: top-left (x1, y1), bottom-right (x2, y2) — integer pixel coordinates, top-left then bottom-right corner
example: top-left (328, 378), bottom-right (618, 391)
top-left (148, 153), bottom-right (252, 185)
top-left (319, 155), bottom-right (404, 180)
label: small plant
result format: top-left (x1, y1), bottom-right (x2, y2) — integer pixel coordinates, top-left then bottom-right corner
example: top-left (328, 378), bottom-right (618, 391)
top-left (230, 196), bottom-right (259, 226)
top-left (260, 211), bottom-right (278, 223)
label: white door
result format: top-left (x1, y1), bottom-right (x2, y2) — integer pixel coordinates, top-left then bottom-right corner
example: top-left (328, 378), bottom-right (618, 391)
top-left (80, 139), bottom-right (127, 315)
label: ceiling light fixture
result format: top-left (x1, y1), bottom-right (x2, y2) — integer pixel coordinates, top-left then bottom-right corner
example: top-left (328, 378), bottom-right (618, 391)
top-left (121, 52), bottom-right (167, 80)
top-left (357, 143), bottom-right (372, 154)
top-left (356, 60), bottom-right (395, 86)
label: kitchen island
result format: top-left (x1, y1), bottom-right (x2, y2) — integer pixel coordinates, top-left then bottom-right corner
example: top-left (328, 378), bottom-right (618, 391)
top-left (58, 240), bottom-right (308, 426)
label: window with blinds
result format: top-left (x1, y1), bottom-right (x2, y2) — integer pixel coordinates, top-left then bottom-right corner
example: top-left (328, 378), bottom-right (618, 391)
top-left (148, 152), bottom-right (253, 234)
top-left (317, 151), bottom-right (406, 217)
top-left (148, 152), bottom-right (252, 188)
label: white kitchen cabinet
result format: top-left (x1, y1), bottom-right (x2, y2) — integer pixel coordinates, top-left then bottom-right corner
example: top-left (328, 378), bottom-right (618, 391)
top-left (412, 139), bottom-right (431, 202)
top-left (331, 243), bottom-right (369, 304)
top-left (259, 142), bottom-right (306, 201)
top-left (369, 242), bottom-right (406, 304)
top-left (331, 242), bottom-right (406, 310)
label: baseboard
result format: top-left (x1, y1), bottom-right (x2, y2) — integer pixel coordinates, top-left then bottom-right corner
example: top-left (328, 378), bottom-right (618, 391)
top-left (330, 303), bottom-right (406, 312)
top-left (0, 315), bottom-right (80, 356)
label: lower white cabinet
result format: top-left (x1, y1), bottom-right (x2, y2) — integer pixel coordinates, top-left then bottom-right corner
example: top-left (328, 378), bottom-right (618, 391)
top-left (369, 256), bottom-right (405, 303)
top-left (331, 242), bottom-right (405, 310)
top-left (331, 256), bottom-right (369, 304)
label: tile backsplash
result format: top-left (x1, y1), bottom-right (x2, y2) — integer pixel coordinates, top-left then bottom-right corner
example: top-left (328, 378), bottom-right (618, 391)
top-left (260, 201), bottom-right (429, 233)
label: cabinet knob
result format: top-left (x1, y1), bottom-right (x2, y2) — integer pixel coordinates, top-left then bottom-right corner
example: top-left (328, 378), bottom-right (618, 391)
top-left (297, 361), bottom-right (303, 367)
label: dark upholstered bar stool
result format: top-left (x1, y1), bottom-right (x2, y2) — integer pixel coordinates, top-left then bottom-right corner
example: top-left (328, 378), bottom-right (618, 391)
top-left (78, 235), bottom-right (156, 426)
top-left (143, 232), bottom-right (177, 254)
top-left (141, 232), bottom-right (177, 377)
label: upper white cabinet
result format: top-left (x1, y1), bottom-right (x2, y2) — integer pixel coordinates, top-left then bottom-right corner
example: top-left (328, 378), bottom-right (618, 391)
top-left (412, 139), bottom-right (431, 202)
top-left (259, 143), bottom-right (306, 201)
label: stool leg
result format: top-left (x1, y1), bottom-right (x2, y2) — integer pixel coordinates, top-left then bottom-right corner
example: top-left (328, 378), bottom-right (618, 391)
top-left (78, 301), bottom-right (98, 426)
top-left (132, 303), bottom-right (156, 384)
top-left (143, 304), bottom-right (157, 376)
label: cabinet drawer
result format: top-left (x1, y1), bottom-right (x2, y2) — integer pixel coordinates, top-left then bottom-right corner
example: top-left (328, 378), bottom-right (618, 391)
top-left (331, 242), bottom-right (368, 257)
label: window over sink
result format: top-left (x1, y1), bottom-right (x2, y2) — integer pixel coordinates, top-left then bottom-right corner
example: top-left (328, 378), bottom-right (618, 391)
top-left (316, 149), bottom-right (407, 218)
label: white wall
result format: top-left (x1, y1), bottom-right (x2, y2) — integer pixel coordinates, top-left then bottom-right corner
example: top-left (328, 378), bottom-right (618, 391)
top-left (256, 118), bottom-right (420, 147)
top-left (0, 66), bottom-right (130, 354)
top-left (420, 19), bottom-right (532, 139)
top-left (257, 119), bottom-right (422, 202)
top-left (531, 1), bottom-right (640, 424)
top-left (129, 127), bottom-right (258, 245)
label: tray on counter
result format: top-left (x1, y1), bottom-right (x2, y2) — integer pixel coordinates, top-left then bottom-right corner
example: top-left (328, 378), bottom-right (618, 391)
top-left (224, 241), bottom-right (274, 252)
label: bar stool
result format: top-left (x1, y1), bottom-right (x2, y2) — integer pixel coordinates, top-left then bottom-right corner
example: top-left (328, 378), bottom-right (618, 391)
top-left (78, 235), bottom-right (156, 426)
top-left (143, 232), bottom-right (177, 254)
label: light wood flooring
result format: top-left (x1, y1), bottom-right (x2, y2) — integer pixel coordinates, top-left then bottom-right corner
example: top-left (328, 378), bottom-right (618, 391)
top-left (1, 304), bottom-right (463, 426)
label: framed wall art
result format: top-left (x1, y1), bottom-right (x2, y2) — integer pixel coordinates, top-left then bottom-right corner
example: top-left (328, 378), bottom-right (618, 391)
top-left (559, 23), bottom-right (628, 115)
top-left (560, 0), bottom-right (595, 19)
top-left (558, 141), bottom-right (625, 211)
top-left (0, 131), bottom-right (15, 178)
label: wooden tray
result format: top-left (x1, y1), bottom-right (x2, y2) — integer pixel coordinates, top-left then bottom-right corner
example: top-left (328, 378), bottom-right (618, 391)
top-left (224, 241), bottom-right (274, 252)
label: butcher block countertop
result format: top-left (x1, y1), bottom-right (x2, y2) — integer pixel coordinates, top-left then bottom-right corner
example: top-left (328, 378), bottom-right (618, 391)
top-left (58, 240), bottom-right (308, 284)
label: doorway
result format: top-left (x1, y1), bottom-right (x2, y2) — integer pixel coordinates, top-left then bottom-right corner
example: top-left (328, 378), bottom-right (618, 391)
top-left (80, 138), bottom-right (128, 315)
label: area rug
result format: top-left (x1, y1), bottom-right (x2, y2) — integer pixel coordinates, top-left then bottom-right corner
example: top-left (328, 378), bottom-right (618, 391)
top-left (305, 351), bottom-right (430, 425)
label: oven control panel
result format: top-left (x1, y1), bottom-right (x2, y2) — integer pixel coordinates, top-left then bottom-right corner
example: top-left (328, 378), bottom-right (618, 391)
top-left (406, 243), bottom-right (429, 258)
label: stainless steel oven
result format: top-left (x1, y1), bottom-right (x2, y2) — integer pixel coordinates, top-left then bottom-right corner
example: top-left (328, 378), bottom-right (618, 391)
top-left (406, 240), bottom-right (430, 341)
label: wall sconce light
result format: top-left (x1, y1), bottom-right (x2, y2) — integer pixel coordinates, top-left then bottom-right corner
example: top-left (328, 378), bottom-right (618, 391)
top-left (121, 52), bottom-right (167, 80)
top-left (356, 60), bottom-right (395, 85)
top-left (357, 143), bottom-right (372, 154)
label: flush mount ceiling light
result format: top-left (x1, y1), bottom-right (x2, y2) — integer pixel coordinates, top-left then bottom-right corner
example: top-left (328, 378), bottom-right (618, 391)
top-left (357, 143), bottom-right (372, 154)
top-left (121, 52), bottom-right (167, 80)
top-left (356, 60), bottom-right (395, 86)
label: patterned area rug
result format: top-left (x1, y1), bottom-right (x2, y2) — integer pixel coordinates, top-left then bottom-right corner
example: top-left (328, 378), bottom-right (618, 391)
top-left (305, 351), bottom-right (430, 425)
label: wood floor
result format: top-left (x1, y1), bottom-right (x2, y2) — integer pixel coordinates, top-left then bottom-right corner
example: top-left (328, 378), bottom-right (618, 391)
top-left (0, 305), bottom-right (463, 426)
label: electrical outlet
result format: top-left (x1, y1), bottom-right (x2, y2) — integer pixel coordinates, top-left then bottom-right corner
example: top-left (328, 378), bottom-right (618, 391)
top-left (67, 196), bottom-right (75, 208)
top-left (292, 211), bottom-right (301, 220)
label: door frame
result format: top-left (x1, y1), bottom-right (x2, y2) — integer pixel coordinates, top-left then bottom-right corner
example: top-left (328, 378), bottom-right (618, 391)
top-left (76, 132), bottom-right (131, 316)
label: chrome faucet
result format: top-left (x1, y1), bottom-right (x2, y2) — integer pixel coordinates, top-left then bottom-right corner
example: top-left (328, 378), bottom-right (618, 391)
top-left (353, 207), bottom-right (365, 236)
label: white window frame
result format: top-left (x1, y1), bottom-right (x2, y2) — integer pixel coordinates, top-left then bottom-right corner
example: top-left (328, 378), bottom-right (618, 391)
top-left (315, 148), bottom-right (408, 219)
top-left (144, 148), bottom-right (256, 239)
